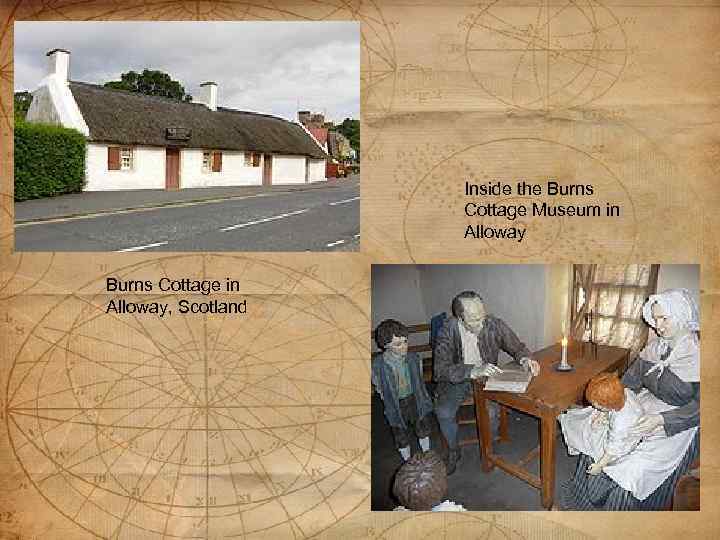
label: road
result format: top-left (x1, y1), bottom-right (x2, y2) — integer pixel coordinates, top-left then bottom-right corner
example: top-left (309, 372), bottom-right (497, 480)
top-left (15, 180), bottom-right (359, 252)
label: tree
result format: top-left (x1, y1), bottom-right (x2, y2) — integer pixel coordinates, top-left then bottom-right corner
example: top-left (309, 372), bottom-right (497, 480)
top-left (336, 118), bottom-right (359, 154)
top-left (104, 69), bottom-right (192, 101)
top-left (14, 91), bottom-right (33, 122)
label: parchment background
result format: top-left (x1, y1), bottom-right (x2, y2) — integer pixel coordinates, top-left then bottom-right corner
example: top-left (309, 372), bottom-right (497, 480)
top-left (0, 1), bottom-right (718, 539)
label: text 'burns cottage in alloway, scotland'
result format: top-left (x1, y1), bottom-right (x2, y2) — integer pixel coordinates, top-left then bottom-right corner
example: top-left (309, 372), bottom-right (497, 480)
top-left (26, 49), bottom-right (330, 191)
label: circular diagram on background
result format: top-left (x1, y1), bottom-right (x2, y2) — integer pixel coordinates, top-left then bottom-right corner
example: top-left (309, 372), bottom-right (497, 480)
top-left (370, 512), bottom-right (551, 540)
top-left (0, 252), bottom-right (55, 301)
top-left (463, 0), bottom-right (628, 111)
top-left (6, 255), bottom-right (369, 539)
top-left (0, 14), bottom-right (12, 133)
top-left (0, 191), bottom-right (14, 244)
top-left (358, 1), bottom-right (398, 155)
top-left (402, 138), bottom-right (637, 262)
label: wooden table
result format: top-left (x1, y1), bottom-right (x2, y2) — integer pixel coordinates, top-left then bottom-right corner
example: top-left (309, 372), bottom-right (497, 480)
top-left (472, 341), bottom-right (630, 509)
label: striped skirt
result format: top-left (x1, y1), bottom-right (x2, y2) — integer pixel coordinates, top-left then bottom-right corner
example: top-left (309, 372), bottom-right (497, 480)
top-left (560, 430), bottom-right (699, 510)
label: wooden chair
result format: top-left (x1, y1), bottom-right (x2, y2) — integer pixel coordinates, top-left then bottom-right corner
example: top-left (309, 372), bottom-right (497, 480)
top-left (405, 322), bottom-right (434, 382)
top-left (457, 393), bottom-right (510, 447)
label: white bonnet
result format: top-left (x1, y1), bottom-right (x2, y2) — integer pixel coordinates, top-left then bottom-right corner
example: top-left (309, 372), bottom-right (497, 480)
top-left (642, 288), bottom-right (699, 333)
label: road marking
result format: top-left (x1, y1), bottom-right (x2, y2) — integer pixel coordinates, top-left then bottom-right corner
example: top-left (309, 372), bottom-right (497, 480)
top-left (15, 181), bottom-right (358, 227)
top-left (115, 241), bottom-right (168, 253)
top-left (220, 208), bottom-right (309, 232)
top-left (328, 196), bottom-right (360, 206)
top-left (14, 194), bottom-right (278, 227)
top-left (353, 233), bottom-right (360, 238)
top-left (326, 240), bottom-right (346, 247)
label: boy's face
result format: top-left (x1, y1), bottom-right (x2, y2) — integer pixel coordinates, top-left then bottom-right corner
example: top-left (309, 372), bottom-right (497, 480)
top-left (387, 335), bottom-right (408, 357)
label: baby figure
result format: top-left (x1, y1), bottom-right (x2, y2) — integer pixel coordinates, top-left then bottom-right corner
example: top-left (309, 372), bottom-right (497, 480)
top-left (560, 372), bottom-right (646, 476)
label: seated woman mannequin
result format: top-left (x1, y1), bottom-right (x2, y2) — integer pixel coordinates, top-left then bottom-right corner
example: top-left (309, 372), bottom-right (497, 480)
top-left (561, 288), bottom-right (700, 510)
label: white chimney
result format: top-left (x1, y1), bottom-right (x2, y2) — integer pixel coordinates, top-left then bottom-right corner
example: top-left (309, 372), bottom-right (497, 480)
top-left (199, 81), bottom-right (217, 111)
top-left (46, 48), bottom-right (70, 85)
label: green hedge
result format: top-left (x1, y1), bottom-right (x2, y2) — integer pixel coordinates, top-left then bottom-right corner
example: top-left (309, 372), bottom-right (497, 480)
top-left (14, 121), bottom-right (86, 201)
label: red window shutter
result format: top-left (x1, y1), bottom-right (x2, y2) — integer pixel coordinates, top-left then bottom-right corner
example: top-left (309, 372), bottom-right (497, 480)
top-left (252, 153), bottom-right (261, 167)
top-left (108, 147), bottom-right (120, 170)
top-left (212, 151), bottom-right (222, 172)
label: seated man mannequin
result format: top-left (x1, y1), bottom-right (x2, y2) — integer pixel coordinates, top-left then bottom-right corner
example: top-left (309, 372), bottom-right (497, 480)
top-left (434, 291), bottom-right (540, 474)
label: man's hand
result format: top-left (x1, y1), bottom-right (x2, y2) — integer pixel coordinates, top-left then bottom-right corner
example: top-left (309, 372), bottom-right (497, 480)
top-left (586, 462), bottom-right (604, 476)
top-left (628, 414), bottom-right (664, 438)
top-left (520, 357), bottom-right (540, 376)
top-left (470, 363), bottom-right (503, 379)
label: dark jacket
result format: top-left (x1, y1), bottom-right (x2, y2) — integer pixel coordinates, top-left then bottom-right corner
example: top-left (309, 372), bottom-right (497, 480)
top-left (372, 352), bottom-right (434, 429)
top-left (433, 316), bottom-right (532, 395)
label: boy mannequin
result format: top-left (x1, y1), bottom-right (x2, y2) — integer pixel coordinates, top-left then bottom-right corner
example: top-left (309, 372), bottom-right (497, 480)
top-left (372, 319), bottom-right (434, 461)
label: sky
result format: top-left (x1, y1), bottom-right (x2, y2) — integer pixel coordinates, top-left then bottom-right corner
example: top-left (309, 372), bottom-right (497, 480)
top-left (14, 21), bottom-right (359, 123)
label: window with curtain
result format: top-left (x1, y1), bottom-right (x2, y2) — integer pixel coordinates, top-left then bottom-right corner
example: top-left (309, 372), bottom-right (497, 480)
top-left (571, 264), bottom-right (659, 356)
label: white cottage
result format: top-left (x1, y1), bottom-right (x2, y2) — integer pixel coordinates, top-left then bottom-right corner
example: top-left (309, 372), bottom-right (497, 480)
top-left (26, 49), bottom-right (328, 191)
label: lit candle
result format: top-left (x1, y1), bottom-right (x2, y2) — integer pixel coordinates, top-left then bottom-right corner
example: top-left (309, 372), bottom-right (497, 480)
top-left (561, 336), bottom-right (568, 367)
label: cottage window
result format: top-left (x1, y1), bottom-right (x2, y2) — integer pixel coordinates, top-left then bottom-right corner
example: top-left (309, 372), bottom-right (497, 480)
top-left (202, 151), bottom-right (222, 172)
top-left (570, 264), bottom-right (659, 355)
top-left (244, 152), bottom-right (261, 167)
top-left (108, 146), bottom-right (133, 171)
top-left (120, 148), bottom-right (132, 170)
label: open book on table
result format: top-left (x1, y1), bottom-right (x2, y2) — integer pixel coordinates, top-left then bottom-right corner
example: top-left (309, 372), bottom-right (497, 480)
top-left (483, 366), bottom-right (532, 393)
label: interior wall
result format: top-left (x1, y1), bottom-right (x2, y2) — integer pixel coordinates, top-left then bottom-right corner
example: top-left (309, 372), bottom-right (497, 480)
top-left (370, 265), bottom-right (427, 349)
top-left (657, 264), bottom-right (700, 306)
top-left (542, 264), bottom-right (571, 347)
top-left (416, 265), bottom-right (547, 357)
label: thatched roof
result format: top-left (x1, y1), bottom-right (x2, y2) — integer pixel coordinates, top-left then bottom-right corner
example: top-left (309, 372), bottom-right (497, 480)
top-left (69, 82), bottom-right (327, 159)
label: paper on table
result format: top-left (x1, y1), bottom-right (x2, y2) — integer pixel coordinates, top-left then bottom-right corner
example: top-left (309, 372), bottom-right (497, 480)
top-left (484, 367), bottom-right (532, 393)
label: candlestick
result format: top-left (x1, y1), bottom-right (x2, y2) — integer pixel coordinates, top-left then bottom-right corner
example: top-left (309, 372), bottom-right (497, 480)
top-left (555, 335), bottom-right (574, 372)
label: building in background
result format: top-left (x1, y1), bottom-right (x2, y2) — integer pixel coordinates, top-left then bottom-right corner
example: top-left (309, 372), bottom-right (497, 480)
top-left (328, 131), bottom-right (354, 162)
top-left (26, 49), bottom-right (328, 190)
top-left (298, 110), bottom-right (356, 178)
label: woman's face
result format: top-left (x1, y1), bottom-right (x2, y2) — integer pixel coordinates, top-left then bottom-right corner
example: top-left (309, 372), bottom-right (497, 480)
top-left (651, 303), bottom-right (681, 339)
